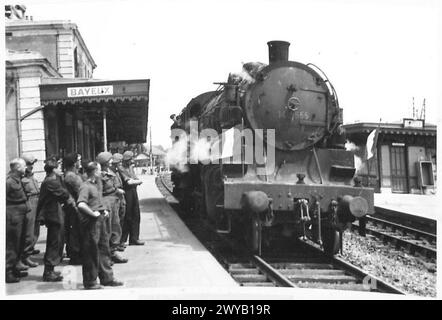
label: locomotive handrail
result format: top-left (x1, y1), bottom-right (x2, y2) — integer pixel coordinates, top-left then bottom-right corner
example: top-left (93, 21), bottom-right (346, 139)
top-left (312, 147), bottom-right (324, 184)
top-left (307, 62), bottom-right (341, 134)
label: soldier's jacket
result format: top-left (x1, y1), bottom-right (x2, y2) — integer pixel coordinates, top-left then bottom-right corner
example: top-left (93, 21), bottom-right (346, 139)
top-left (100, 168), bottom-right (120, 196)
top-left (6, 173), bottom-right (28, 205)
top-left (118, 164), bottom-right (139, 189)
top-left (22, 170), bottom-right (40, 197)
top-left (36, 173), bottom-right (73, 225)
top-left (64, 170), bottom-right (84, 200)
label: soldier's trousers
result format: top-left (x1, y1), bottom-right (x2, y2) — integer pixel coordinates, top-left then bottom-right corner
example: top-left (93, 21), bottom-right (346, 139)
top-left (121, 188), bottom-right (140, 244)
top-left (43, 221), bottom-right (65, 267)
top-left (64, 206), bottom-right (82, 260)
top-left (6, 204), bottom-right (27, 273)
top-left (102, 195), bottom-right (122, 253)
top-left (22, 195), bottom-right (38, 258)
top-left (119, 197), bottom-right (126, 234)
top-left (79, 214), bottom-right (114, 287)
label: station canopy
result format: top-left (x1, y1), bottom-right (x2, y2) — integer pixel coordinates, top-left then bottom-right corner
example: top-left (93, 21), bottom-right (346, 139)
top-left (40, 78), bottom-right (149, 144)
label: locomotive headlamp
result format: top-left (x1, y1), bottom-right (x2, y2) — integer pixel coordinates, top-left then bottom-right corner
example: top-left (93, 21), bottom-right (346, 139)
top-left (348, 196), bottom-right (369, 218)
top-left (241, 191), bottom-right (270, 215)
top-left (338, 195), bottom-right (368, 219)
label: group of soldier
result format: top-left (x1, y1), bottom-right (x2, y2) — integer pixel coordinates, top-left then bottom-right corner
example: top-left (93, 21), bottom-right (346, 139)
top-left (5, 150), bottom-right (144, 290)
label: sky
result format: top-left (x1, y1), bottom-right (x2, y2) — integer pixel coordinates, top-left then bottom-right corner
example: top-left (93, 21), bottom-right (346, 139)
top-left (15, 0), bottom-right (442, 148)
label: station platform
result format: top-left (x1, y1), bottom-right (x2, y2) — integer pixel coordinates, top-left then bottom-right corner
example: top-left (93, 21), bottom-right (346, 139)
top-left (6, 174), bottom-right (238, 296)
top-left (373, 193), bottom-right (439, 233)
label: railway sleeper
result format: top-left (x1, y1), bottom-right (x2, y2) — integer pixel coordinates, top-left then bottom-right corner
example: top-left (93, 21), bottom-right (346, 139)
top-left (278, 269), bottom-right (346, 276)
top-left (287, 274), bottom-right (357, 283)
top-left (295, 282), bottom-right (371, 291)
top-left (232, 274), bottom-right (268, 283)
top-left (241, 282), bottom-right (275, 287)
top-left (229, 268), bottom-right (261, 275)
top-left (228, 263), bottom-right (255, 269)
top-left (270, 263), bottom-right (335, 269)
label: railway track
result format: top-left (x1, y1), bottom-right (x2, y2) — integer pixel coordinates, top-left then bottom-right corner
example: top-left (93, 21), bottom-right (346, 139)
top-left (227, 241), bottom-right (405, 294)
top-left (352, 216), bottom-right (437, 260)
top-left (157, 173), bottom-right (405, 295)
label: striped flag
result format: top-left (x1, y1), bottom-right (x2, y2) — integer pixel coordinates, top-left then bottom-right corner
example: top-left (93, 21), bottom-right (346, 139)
top-left (366, 128), bottom-right (379, 160)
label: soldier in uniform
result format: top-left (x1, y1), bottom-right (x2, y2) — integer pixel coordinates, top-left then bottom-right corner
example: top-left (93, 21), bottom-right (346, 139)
top-left (21, 154), bottom-right (40, 268)
top-left (77, 162), bottom-right (123, 290)
top-left (119, 151), bottom-right (144, 246)
top-left (96, 152), bottom-right (128, 263)
top-left (6, 158), bottom-right (29, 283)
top-left (63, 153), bottom-right (84, 265)
top-left (37, 156), bottom-right (75, 282)
top-left (111, 153), bottom-right (127, 251)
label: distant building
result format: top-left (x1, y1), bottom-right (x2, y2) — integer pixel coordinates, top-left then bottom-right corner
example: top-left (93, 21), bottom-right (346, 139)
top-left (343, 118), bottom-right (436, 194)
top-left (5, 12), bottom-right (149, 181)
top-left (134, 147), bottom-right (167, 168)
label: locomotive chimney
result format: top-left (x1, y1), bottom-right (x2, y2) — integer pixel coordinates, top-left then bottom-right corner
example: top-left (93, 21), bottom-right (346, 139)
top-left (267, 41), bottom-right (290, 64)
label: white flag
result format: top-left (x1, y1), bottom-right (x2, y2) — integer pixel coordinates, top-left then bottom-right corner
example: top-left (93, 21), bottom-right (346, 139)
top-left (366, 129), bottom-right (378, 159)
top-left (209, 127), bottom-right (236, 162)
top-left (221, 127), bottom-right (235, 158)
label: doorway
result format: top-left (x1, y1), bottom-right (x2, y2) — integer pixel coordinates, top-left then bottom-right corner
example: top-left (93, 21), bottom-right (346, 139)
top-left (390, 145), bottom-right (408, 193)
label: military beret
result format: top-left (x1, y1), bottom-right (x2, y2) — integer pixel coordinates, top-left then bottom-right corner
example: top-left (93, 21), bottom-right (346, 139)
top-left (112, 153), bottom-right (124, 163)
top-left (22, 154), bottom-right (37, 165)
top-left (122, 151), bottom-right (134, 160)
top-left (44, 157), bottom-right (59, 171)
top-left (96, 151), bottom-right (113, 165)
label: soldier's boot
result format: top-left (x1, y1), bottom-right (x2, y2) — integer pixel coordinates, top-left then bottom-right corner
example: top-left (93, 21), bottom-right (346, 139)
top-left (22, 257), bottom-right (38, 268)
top-left (43, 265), bottom-right (63, 282)
top-left (6, 271), bottom-right (20, 283)
top-left (111, 252), bottom-right (128, 264)
top-left (15, 260), bottom-right (29, 271)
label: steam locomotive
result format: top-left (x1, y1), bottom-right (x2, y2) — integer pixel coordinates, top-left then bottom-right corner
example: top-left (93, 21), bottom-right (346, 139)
top-left (169, 41), bottom-right (373, 255)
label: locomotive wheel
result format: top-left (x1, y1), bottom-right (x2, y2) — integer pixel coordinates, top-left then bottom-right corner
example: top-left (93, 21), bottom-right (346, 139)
top-left (245, 214), bottom-right (262, 255)
top-left (322, 228), bottom-right (340, 256)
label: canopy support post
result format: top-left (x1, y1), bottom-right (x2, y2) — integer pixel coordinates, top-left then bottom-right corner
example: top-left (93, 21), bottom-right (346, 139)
top-left (103, 106), bottom-right (108, 152)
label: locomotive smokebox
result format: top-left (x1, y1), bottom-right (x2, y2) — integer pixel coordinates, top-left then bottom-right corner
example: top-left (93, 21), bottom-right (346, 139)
top-left (267, 40), bottom-right (290, 64)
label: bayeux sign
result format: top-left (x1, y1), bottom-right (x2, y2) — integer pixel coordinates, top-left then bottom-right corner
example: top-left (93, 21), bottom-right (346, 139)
top-left (67, 85), bottom-right (114, 98)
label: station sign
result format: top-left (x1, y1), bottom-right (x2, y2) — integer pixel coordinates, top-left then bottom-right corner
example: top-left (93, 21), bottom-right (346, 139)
top-left (403, 118), bottom-right (424, 129)
top-left (67, 85), bottom-right (114, 98)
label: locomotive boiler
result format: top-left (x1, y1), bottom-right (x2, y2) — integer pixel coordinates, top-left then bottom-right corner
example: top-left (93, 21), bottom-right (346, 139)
top-left (170, 41), bottom-right (373, 255)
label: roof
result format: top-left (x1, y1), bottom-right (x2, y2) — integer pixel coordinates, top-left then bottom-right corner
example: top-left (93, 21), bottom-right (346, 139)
top-left (343, 121), bottom-right (436, 137)
top-left (40, 78), bottom-right (150, 144)
top-left (6, 49), bottom-right (61, 77)
top-left (40, 78), bottom-right (150, 104)
top-left (6, 19), bottom-right (96, 69)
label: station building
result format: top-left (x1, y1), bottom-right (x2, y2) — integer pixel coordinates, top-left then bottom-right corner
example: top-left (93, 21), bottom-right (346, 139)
top-left (343, 118), bottom-right (436, 194)
top-left (5, 14), bottom-right (149, 181)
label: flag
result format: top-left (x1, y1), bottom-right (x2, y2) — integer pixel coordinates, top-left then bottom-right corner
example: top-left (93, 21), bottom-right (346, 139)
top-left (366, 128), bottom-right (379, 160)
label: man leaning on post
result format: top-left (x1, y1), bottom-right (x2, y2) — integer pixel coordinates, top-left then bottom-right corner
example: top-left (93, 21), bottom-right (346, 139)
top-left (77, 161), bottom-right (123, 290)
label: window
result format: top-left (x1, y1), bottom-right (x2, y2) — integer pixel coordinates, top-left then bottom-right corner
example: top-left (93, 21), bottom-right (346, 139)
top-left (74, 47), bottom-right (79, 77)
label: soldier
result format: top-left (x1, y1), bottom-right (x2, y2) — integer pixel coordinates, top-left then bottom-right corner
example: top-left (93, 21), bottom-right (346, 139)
top-left (37, 156), bottom-right (75, 282)
top-left (77, 162), bottom-right (123, 289)
top-left (111, 153), bottom-right (127, 252)
top-left (96, 152), bottom-right (128, 263)
top-left (6, 158), bottom-right (29, 283)
top-left (119, 151), bottom-right (144, 246)
top-left (63, 153), bottom-right (84, 265)
top-left (20, 154), bottom-right (40, 268)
